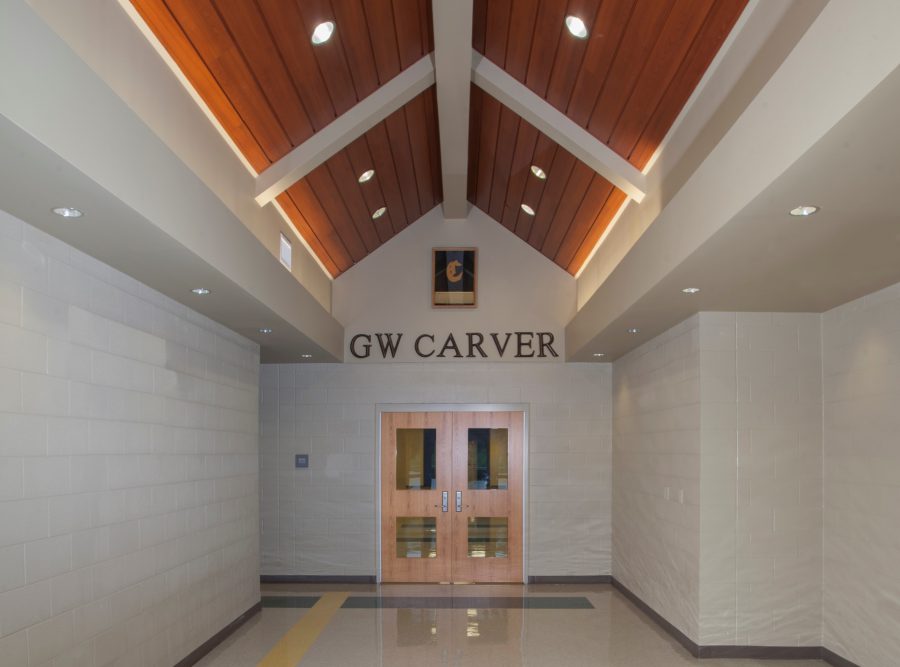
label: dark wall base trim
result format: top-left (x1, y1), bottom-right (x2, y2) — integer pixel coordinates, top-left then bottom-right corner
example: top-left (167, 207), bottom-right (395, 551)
top-left (610, 578), bottom-right (860, 665)
top-left (174, 601), bottom-right (262, 667)
top-left (611, 578), bottom-right (699, 657)
top-left (698, 646), bottom-right (822, 659)
top-left (528, 575), bottom-right (612, 584)
top-left (821, 647), bottom-right (862, 667)
top-left (260, 574), bottom-right (376, 584)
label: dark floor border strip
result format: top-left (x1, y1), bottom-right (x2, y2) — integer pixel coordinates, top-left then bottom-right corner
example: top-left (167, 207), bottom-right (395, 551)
top-left (342, 595), bottom-right (594, 609)
top-left (174, 601), bottom-right (262, 667)
top-left (261, 595), bottom-right (321, 608)
top-left (610, 578), bottom-right (860, 665)
top-left (528, 575), bottom-right (612, 584)
top-left (260, 574), bottom-right (376, 584)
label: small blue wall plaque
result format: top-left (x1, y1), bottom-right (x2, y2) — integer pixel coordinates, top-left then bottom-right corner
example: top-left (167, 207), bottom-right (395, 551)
top-left (295, 454), bottom-right (309, 469)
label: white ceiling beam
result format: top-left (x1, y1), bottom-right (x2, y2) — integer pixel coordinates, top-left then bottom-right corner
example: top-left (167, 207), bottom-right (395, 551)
top-left (432, 0), bottom-right (473, 220)
top-left (255, 55), bottom-right (435, 206)
top-left (471, 52), bottom-right (647, 203)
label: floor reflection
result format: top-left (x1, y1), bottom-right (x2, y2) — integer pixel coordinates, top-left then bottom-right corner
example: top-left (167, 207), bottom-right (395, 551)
top-left (199, 584), bottom-right (829, 667)
top-left (383, 606), bottom-right (521, 665)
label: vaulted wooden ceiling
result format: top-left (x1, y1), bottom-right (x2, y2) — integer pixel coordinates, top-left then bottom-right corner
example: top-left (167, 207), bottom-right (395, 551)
top-left (130, 0), bottom-right (747, 277)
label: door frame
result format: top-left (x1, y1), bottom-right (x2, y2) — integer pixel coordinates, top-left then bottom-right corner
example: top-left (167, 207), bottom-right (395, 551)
top-left (375, 403), bottom-right (530, 583)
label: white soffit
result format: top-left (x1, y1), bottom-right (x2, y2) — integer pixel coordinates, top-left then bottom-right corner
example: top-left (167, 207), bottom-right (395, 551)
top-left (30, 0), bottom-right (335, 288)
top-left (566, 0), bottom-right (900, 360)
top-left (254, 55), bottom-right (436, 206)
top-left (2, 0), bottom-right (343, 361)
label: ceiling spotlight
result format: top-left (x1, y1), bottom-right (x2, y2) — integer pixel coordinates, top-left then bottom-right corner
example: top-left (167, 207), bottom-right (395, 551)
top-left (593, 353), bottom-right (605, 358)
top-left (626, 327), bottom-right (640, 334)
top-left (530, 165), bottom-right (547, 180)
top-left (300, 354), bottom-right (313, 359)
top-left (789, 205), bottom-right (819, 217)
top-left (191, 288), bottom-right (210, 296)
top-left (521, 203), bottom-right (535, 216)
top-left (311, 21), bottom-right (335, 45)
top-left (565, 16), bottom-right (588, 39)
top-left (358, 169), bottom-right (375, 183)
top-left (371, 206), bottom-right (387, 219)
top-left (52, 207), bottom-right (83, 218)
top-left (682, 287), bottom-right (700, 294)
top-left (258, 328), bottom-right (273, 335)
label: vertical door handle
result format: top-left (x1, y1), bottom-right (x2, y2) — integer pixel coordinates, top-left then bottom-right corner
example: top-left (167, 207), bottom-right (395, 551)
top-left (456, 490), bottom-right (462, 512)
top-left (441, 491), bottom-right (448, 512)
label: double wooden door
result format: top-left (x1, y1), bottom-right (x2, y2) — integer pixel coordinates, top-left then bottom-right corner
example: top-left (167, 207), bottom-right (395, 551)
top-left (381, 411), bottom-right (523, 583)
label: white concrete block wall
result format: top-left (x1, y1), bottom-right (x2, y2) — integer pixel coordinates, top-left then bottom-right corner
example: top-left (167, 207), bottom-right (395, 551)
top-left (259, 362), bottom-right (611, 578)
top-left (822, 282), bottom-right (900, 667)
top-left (698, 312), bottom-right (822, 646)
top-left (0, 210), bottom-right (260, 667)
top-left (612, 314), bottom-right (702, 642)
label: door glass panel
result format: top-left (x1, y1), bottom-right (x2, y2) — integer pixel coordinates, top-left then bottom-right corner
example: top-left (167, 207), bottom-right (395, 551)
top-left (467, 428), bottom-right (508, 489)
top-left (396, 428), bottom-right (437, 490)
top-left (467, 517), bottom-right (508, 558)
top-left (396, 517), bottom-right (437, 558)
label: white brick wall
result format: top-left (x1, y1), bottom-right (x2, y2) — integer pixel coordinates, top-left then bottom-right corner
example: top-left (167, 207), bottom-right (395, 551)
top-left (259, 362), bottom-right (612, 578)
top-left (0, 210), bottom-right (260, 667)
top-left (699, 312), bottom-right (822, 646)
top-left (822, 282), bottom-right (900, 667)
top-left (614, 312), bottom-right (823, 647)
top-left (613, 314), bottom-right (702, 641)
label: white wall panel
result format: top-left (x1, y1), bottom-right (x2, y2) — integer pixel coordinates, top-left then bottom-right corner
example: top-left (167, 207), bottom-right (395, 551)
top-left (259, 362), bottom-right (611, 578)
top-left (613, 314), bottom-right (702, 642)
top-left (823, 282), bottom-right (900, 667)
top-left (0, 209), bottom-right (259, 667)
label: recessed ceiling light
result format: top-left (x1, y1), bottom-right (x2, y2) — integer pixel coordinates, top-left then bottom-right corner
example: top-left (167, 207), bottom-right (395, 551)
top-left (789, 205), bottom-right (819, 217)
top-left (371, 206), bottom-right (387, 219)
top-left (593, 353), bottom-right (605, 358)
top-left (626, 327), bottom-right (640, 334)
top-left (565, 16), bottom-right (588, 39)
top-left (300, 354), bottom-right (312, 359)
top-left (258, 328), bottom-right (273, 334)
top-left (191, 288), bottom-right (210, 296)
top-left (682, 287), bottom-right (700, 294)
top-left (311, 21), bottom-right (335, 45)
top-left (530, 165), bottom-right (547, 180)
top-left (52, 207), bottom-right (83, 218)
top-left (521, 204), bottom-right (535, 216)
top-left (358, 169), bottom-right (375, 183)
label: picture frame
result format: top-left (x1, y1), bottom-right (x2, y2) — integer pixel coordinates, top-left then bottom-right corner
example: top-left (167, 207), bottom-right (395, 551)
top-left (432, 247), bottom-right (477, 308)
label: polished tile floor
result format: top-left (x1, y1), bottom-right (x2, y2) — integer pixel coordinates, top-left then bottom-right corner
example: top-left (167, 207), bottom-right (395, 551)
top-left (197, 584), bottom-right (827, 666)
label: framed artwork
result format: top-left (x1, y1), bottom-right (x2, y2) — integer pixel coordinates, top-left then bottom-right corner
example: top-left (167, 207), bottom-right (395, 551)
top-left (432, 248), bottom-right (477, 307)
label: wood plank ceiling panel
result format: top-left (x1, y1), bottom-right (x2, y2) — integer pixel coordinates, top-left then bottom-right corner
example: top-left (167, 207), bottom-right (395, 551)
top-left (474, 0), bottom-right (748, 168)
top-left (131, 0), bottom-right (435, 277)
top-left (287, 88), bottom-right (442, 275)
top-left (129, 0), bottom-right (271, 171)
top-left (468, 88), bottom-right (621, 276)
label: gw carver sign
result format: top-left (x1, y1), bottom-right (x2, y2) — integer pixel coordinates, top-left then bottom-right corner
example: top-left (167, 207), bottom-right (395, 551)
top-left (348, 331), bottom-right (560, 360)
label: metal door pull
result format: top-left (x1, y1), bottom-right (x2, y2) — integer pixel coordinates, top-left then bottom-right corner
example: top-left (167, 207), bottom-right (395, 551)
top-left (442, 491), bottom-right (448, 512)
top-left (456, 490), bottom-right (462, 512)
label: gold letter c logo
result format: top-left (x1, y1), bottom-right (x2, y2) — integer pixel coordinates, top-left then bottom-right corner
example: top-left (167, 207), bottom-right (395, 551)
top-left (446, 259), bottom-right (463, 283)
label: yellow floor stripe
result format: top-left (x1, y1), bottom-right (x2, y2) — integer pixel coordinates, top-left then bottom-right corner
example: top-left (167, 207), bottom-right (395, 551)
top-left (257, 592), bottom-right (349, 667)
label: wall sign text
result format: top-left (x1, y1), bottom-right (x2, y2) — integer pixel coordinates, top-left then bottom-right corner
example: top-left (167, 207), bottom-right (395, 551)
top-left (348, 332), bottom-right (559, 360)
